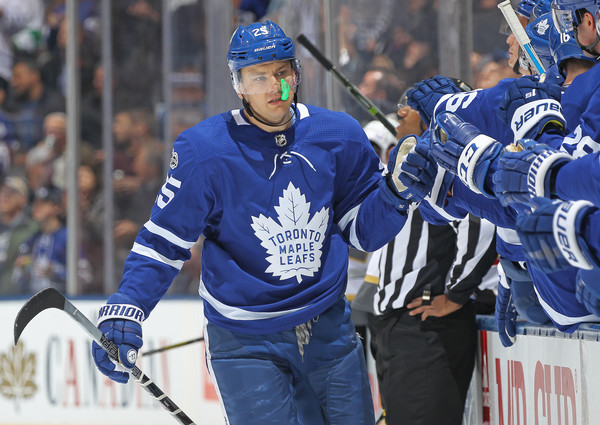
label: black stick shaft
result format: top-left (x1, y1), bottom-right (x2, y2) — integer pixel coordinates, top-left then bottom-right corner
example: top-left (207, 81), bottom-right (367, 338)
top-left (297, 34), bottom-right (397, 136)
top-left (143, 337), bottom-right (205, 356)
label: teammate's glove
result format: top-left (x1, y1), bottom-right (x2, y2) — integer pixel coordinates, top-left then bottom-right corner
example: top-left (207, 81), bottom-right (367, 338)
top-left (492, 139), bottom-right (572, 207)
top-left (92, 293), bottom-right (144, 383)
top-left (405, 75), bottom-right (463, 124)
top-left (497, 75), bottom-right (565, 142)
top-left (429, 111), bottom-right (502, 197)
top-left (495, 263), bottom-right (517, 347)
top-left (379, 134), bottom-right (437, 209)
top-left (515, 198), bottom-right (599, 273)
top-left (576, 268), bottom-right (600, 317)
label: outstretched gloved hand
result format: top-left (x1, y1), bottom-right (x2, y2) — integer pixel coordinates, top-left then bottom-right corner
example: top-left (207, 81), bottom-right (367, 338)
top-left (497, 74), bottom-right (565, 142)
top-left (379, 133), bottom-right (437, 210)
top-left (429, 111), bottom-right (503, 197)
top-left (405, 75), bottom-right (463, 125)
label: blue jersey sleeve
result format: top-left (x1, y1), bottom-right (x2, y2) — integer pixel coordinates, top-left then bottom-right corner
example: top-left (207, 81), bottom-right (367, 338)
top-left (554, 153), bottom-right (600, 205)
top-left (433, 79), bottom-right (516, 144)
top-left (538, 62), bottom-right (600, 157)
top-left (118, 131), bottom-right (210, 316)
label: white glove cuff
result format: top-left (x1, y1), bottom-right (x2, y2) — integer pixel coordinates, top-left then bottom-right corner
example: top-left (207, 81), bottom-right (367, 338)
top-left (457, 134), bottom-right (497, 195)
top-left (527, 150), bottom-right (572, 198)
top-left (98, 304), bottom-right (145, 325)
top-left (553, 200), bottom-right (595, 270)
top-left (511, 98), bottom-right (564, 141)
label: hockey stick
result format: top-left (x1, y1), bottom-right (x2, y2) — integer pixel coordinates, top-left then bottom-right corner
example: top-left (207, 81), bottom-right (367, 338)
top-left (498, 0), bottom-right (546, 75)
top-left (143, 336), bottom-right (204, 356)
top-left (14, 288), bottom-right (197, 425)
top-left (296, 34), bottom-right (398, 136)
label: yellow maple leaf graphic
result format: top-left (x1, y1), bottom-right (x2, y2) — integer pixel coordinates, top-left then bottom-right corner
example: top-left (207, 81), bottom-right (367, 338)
top-left (0, 341), bottom-right (37, 410)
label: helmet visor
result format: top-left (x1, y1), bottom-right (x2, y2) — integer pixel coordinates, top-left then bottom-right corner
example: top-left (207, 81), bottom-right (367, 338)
top-left (552, 5), bottom-right (577, 34)
top-left (232, 59), bottom-right (301, 96)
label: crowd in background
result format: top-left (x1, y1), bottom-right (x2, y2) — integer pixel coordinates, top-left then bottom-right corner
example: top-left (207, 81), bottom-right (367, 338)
top-left (0, 0), bottom-right (514, 297)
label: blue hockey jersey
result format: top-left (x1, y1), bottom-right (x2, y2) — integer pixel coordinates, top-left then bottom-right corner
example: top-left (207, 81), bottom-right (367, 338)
top-left (540, 59), bottom-right (600, 157)
top-left (423, 79), bottom-right (600, 330)
top-left (116, 103), bottom-right (408, 334)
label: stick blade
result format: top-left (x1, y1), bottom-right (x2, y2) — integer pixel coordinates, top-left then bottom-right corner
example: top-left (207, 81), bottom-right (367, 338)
top-left (14, 288), bottom-right (66, 344)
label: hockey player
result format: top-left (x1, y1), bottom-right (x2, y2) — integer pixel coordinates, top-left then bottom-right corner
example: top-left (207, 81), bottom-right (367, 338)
top-left (90, 20), bottom-right (437, 425)
top-left (405, 12), bottom-right (598, 344)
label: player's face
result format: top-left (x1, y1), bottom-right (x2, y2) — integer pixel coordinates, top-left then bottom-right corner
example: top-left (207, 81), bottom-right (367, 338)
top-left (396, 105), bottom-right (423, 141)
top-left (506, 33), bottom-right (520, 68)
top-left (575, 12), bottom-right (600, 53)
top-left (239, 61), bottom-right (296, 128)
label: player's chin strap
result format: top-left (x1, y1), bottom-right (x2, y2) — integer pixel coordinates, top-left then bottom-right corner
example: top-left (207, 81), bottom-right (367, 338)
top-left (579, 31), bottom-right (600, 55)
top-left (242, 92), bottom-right (298, 129)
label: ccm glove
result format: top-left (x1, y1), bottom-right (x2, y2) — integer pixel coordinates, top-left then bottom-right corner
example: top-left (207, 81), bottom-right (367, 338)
top-left (576, 268), bottom-right (600, 317)
top-left (430, 111), bottom-right (502, 197)
top-left (493, 139), bottom-right (572, 207)
top-left (406, 75), bottom-right (463, 124)
top-left (498, 75), bottom-right (565, 142)
top-left (515, 198), bottom-right (599, 273)
top-left (379, 133), bottom-right (437, 209)
top-left (92, 293), bottom-right (144, 383)
top-left (495, 263), bottom-right (517, 347)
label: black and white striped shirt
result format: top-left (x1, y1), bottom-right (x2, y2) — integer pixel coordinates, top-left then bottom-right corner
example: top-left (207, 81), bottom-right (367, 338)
top-left (366, 207), bottom-right (497, 316)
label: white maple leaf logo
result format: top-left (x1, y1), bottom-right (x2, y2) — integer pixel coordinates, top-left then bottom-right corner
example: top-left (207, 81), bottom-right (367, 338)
top-left (251, 182), bottom-right (329, 283)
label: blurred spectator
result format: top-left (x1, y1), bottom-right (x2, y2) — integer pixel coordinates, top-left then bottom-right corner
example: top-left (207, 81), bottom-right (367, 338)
top-left (0, 79), bottom-right (15, 177)
top-left (13, 185), bottom-right (93, 293)
top-left (474, 55), bottom-right (515, 89)
top-left (13, 186), bottom-right (61, 292)
top-left (0, 175), bottom-right (38, 294)
top-left (24, 143), bottom-right (53, 192)
top-left (40, 13), bottom-right (100, 99)
top-left (81, 64), bottom-right (105, 149)
top-left (5, 55), bottom-right (65, 155)
top-left (112, 0), bottom-right (162, 110)
top-left (0, 0), bottom-right (44, 87)
top-left (235, 0), bottom-right (272, 24)
top-left (78, 163), bottom-right (104, 293)
top-left (113, 141), bottom-right (163, 283)
top-left (351, 66), bottom-right (404, 125)
top-left (39, 112), bottom-right (67, 189)
top-left (473, 0), bottom-right (510, 55)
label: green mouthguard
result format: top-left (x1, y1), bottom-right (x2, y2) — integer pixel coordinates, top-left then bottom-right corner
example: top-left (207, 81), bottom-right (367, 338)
top-left (280, 79), bottom-right (290, 101)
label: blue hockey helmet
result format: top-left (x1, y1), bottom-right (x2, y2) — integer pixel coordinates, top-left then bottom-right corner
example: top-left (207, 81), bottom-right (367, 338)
top-left (517, 0), bottom-right (551, 20)
top-left (549, 24), bottom-right (597, 74)
top-left (531, 0), bottom-right (552, 19)
top-left (551, 0), bottom-right (600, 37)
top-left (523, 13), bottom-right (555, 70)
top-left (518, 0), bottom-right (537, 19)
top-left (227, 20), bottom-right (301, 94)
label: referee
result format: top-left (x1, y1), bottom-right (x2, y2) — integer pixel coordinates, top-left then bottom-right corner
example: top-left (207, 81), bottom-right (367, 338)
top-left (365, 208), bottom-right (497, 425)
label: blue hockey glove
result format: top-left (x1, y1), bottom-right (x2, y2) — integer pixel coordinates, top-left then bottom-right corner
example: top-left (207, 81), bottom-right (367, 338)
top-left (379, 134), bottom-right (437, 210)
top-left (92, 293), bottom-right (144, 384)
top-left (497, 75), bottom-right (565, 142)
top-left (495, 264), bottom-right (517, 347)
top-left (576, 268), bottom-right (600, 317)
top-left (405, 75), bottom-right (463, 125)
top-left (430, 111), bottom-right (503, 197)
top-left (516, 198), bottom-right (598, 273)
top-left (492, 139), bottom-right (572, 207)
